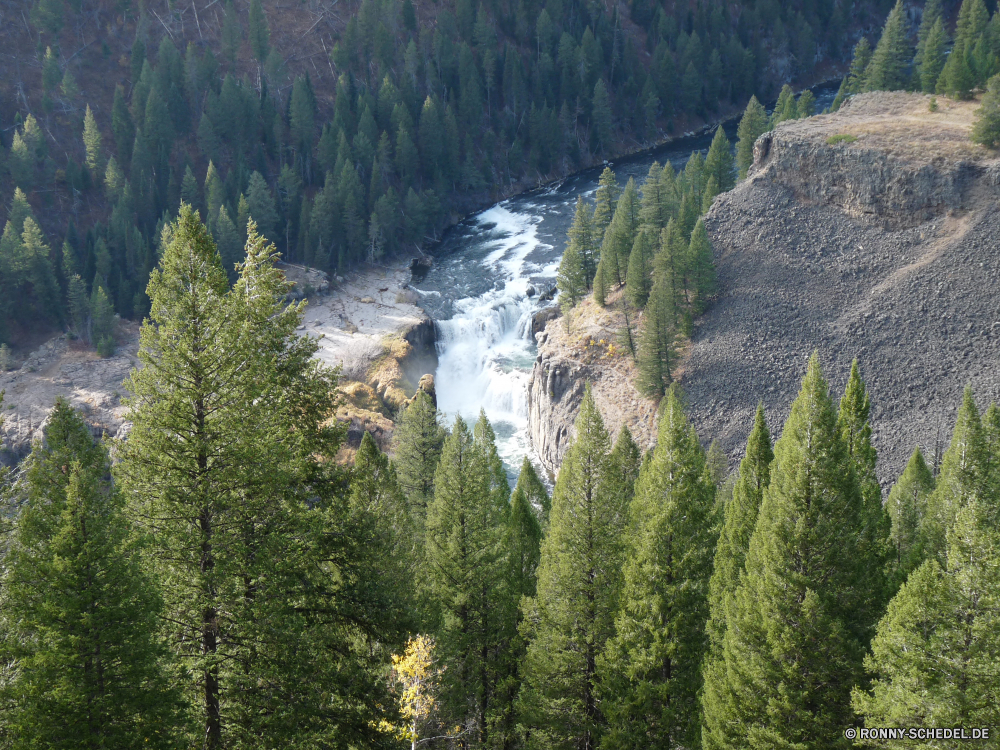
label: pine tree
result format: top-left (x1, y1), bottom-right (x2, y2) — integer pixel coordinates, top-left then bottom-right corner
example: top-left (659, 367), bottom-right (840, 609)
top-left (972, 73), bottom-right (1000, 148)
top-left (245, 171), bottom-right (279, 245)
top-left (90, 284), bottom-right (115, 356)
top-left (204, 161), bottom-right (225, 230)
top-left (846, 37), bottom-right (874, 94)
top-left (771, 84), bottom-right (797, 125)
top-left (705, 354), bottom-right (875, 749)
top-left (593, 167), bottom-right (620, 239)
top-left (601, 178), bottom-right (641, 288)
top-left (425, 415), bottom-right (512, 745)
top-left (116, 209), bottom-right (402, 748)
top-left (591, 79), bottom-right (613, 153)
top-left (687, 219), bottom-right (715, 314)
top-left (735, 96), bottom-right (768, 179)
top-left (837, 359), bottom-right (892, 609)
top-left (248, 0), bottom-right (271, 62)
top-left (886, 447), bottom-right (935, 586)
top-left (636, 269), bottom-right (678, 397)
top-left (704, 403), bottom-right (773, 652)
top-left (214, 205), bottom-right (243, 279)
top-left (593, 255), bottom-right (608, 307)
top-left (639, 162), bottom-right (669, 232)
top-left (797, 90), bottom-right (816, 118)
top-left (704, 125), bottom-right (735, 193)
top-left (864, 0), bottom-right (912, 92)
top-left (0, 399), bottom-right (184, 750)
top-left (391, 390), bottom-right (446, 543)
top-left (599, 388), bottom-right (716, 749)
top-left (519, 387), bottom-right (626, 750)
top-left (920, 19), bottom-right (948, 93)
top-left (852, 500), bottom-right (1000, 740)
top-left (914, 0), bottom-right (944, 88)
top-left (624, 228), bottom-right (653, 309)
top-left (82, 105), bottom-right (102, 171)
top-left (514, 455), bottom-right (551, 529)
top-left (922, 387), bottom-right (989, 562)
top-left (558, 197), bottom-right (594, 314)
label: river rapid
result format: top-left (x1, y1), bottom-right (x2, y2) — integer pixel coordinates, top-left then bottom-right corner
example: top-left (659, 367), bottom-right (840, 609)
top-left (413, 84), bottom-right (838, 485)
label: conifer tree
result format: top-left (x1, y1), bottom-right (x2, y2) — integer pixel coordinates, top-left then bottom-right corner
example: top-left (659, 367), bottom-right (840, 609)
top-left (392, 390), bottom-right (446, 542)
top-left (514, 455), bottom-right (551, 529)
top-left (90, 284), bottom-right (115, 356)
top-left (639, 162), bottom-right (669, 231)
top-left (601, 178), bottom-right (641, 288)
top-left (971, 73), bottom-right (1000, 148)
top-left (846, 37), bottom-right (874, 94)
top-left (0, 400), bottom-right (183, 749)
top-left (82, 105), bottom-right (102, 171)
top-left (248, 0), bottom-right (271, 62)
top-left (519, 387), bottom-right (626, 750)
top-left (425, 415), bottom-right (512, 745)
top-left (608, 425), bottom-right (642, 512)
top-left (687, 219), bottom-right (715, 314)
top-left (920, 19), bottom-right (948, 93)
top-left (599, 388), bottom-right (716, 750)
top-left (624, 228), bottom-right (653, 309)
top-left (593, 255), bottom-right (608, 306)
top-left (922, 387), bottom-right (989, 561)
top-left (735, 96), bottom-right (768, 179)
top-left (245, 171), bottom-right (279, 245)
top-left (558, 197), bottom-right (594, 314)
top-left (852, 500), bottom-right (1000, 739)
top-left (475, 409), bottom-right (512, 509)
top-left (797, 90), bottom-right (816, 118)
top-left (591, 80), bottom-right (613, 153)
top-left (886, 447), bottom-right (935, 585)
top-left (837, 359), bottom-right (892, 607)
top-left (771, 84), bottom-right (797, 126)
top-left (116, 210), bottom-right (402, 748)
top-left (704, 125), bottom-right (735, 193)
top-left (214, 205), bottom-right (242, 279)
top-left (705, 354), bottom-right (875, 749)
top-left (864, 0), bottom-right (912, 92)
top-left (704, 403), bottom-right (773, 652)
top-left (593, 167), bottom-right (620, 239)
top-left (636, 269), bottom-right (678, 397)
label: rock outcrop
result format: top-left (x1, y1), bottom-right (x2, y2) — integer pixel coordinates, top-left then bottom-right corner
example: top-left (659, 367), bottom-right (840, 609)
top-left (527, 290), bottom-right (658, 475)
top-left (528, 92), bottom-right (1000, 485)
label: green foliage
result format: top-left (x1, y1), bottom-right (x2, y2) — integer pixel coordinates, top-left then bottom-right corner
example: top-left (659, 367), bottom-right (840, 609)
top-left (704, 125), bottom-right (735, 193)
top-left (735, 96), bottom-right (769, 179)
top-left (248, 0), bottom-right (271, 62)
top-left (82, 105), bottom-right (102, 171)
top-left (558, 198), bottom-right (594, 316)
top-left (391, 390), bottom-right (446, 544)
top-left (972, 73), bottom-right (1000, 148)
top-left (624, 228), bottom-right (653, 309)
top-left (90, 284), bottom-right (115, 356)
top-left (599, 388), bottom-right (717, 749)
top-left (519, 387), bottom-right (626, 750)
top-left (847, 37), bottom-right (874, 94)
top-left (827, 133), bottom-right (858, 144)
top-left (864, 1), bottom-right (912, 92)
top-left (115, 208), bottom-right (403, 748)
top-left (920, 19), bottom-right (948, 93)
top-left (425, 414), bottom-right (515, 744)
top-left (853, 500), bottom-right (1000, 741)
top-left (687, 219), bottom-right (715, 313)
top-left (704, 354), bottom-right (877, 750)
top-left (0, 400), bottom-right (184, 749)
top-left (600, 178), bottom-right (641, 289)
top-left (887, 447), bottom-right (936, 585)
top-left (514, 455), bottom-right (551, 530)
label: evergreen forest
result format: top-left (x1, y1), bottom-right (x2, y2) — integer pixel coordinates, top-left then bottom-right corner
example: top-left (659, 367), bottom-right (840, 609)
top-left (0, 0), bottom-right (897, 353)
top-left (1, 208), bottom-right (998, 748)
top-left (2, 0), bottom-right (1000, 748)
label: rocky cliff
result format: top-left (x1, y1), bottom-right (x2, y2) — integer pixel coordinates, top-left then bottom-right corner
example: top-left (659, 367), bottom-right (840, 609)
top-left (527, 290), bottom-right (658, 476)
top-left (529, 92), bottom-right (1000, 483)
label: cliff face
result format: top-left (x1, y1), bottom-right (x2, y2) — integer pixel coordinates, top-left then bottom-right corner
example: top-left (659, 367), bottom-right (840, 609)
top-left (527, 291), bottom-right (658, 476)
top-left (528, 92), bottom-right (1000, 483)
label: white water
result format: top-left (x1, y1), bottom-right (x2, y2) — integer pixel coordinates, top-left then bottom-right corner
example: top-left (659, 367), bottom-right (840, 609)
top-left (433, 203), bottom-right (555, 481)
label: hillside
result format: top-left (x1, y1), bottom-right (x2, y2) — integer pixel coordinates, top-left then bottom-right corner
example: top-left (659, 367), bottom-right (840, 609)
top-left (690, 91), bottom-right (1000, 481)
top-left (0, 0), bottom-right (893, 353)
top-left (530, 91), bottom-right (1000, 482)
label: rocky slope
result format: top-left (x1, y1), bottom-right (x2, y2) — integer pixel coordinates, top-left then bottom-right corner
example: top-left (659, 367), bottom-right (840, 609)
top-left (530, 92), bottom-right (1000, 484)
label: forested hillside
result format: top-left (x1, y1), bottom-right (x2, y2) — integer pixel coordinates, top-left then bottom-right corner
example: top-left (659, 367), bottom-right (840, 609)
top-left (0, 0), bottom-right (895, 350)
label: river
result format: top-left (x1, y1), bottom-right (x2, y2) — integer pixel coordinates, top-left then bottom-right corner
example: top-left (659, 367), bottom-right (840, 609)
top-left (413, 83), bottom-right (839, 485)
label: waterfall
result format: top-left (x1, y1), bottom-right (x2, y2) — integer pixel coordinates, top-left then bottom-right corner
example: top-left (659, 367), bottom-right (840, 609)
top-left (431, 204), bottom-right (552, 482)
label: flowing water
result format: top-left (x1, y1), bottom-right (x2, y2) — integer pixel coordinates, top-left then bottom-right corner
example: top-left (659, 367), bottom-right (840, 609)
top-left (413, 84), bottom-right (838, 485)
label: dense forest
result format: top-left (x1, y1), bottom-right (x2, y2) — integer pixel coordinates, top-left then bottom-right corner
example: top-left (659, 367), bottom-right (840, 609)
top-left (0, 0), bottom-right (898, 351)
top-left (1, 207), bottom-right (998, 748)
top-left (3, 0), bottom-right (1000, 748)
